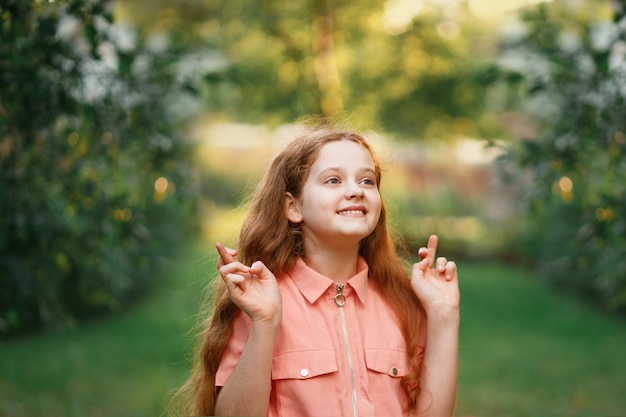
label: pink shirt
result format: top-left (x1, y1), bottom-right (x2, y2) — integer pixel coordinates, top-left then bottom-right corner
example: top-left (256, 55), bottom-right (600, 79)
top-left (216, 257), bottom-right (425, 417)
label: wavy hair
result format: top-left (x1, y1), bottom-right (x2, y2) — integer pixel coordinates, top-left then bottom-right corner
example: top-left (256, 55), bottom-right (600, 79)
top-left (172, 125), bottom-right (425, 415)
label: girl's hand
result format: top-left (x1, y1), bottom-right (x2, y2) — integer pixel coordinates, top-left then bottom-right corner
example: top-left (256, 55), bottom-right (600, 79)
top-left (216, 243), bottom-right (282, 328)
top-left (411, 235), bottom-right (460, 317)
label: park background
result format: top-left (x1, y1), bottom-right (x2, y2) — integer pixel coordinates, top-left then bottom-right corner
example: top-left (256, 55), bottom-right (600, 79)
top-left (1, 0), bottom-right (626, 415)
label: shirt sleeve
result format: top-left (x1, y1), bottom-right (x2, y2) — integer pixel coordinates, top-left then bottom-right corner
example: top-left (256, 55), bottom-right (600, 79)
top-left (215, 311), bottom-right (252, 387)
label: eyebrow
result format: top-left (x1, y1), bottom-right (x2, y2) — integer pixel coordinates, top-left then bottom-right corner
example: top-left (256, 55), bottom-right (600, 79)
top-left (316, 166), bottom-right (376, 177)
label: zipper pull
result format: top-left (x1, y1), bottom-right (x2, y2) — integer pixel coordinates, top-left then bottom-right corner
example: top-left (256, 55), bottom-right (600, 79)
top-left (334, 284), bottom-right (346, 307)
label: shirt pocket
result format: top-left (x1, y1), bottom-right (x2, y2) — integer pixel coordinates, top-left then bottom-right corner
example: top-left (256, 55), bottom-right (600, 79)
top-left (365, 347), bottom-right (409, 377)
top-left (272, 349), bottom-right (337, 379)
top-left (364, 348), bottom-right (409, 415)
top-left (271, 350), bottom-right (340, 416)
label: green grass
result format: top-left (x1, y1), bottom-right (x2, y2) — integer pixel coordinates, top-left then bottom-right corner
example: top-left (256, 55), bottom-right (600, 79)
top-left (1, 256), bottom-right (625, 416)
top-left (456, 263), bottom-right (626, 417)
top-left (0, 248), bottom-right (213, 417)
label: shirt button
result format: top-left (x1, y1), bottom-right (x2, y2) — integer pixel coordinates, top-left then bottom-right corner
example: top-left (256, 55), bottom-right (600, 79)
top-left (391, 367), bottom-right (398, 376)
top-left (300, 368), bottom-right (310, 377)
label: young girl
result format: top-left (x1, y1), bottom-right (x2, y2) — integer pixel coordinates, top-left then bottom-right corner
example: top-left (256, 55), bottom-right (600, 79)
top-left (176, 126), bottom-right (460, 416)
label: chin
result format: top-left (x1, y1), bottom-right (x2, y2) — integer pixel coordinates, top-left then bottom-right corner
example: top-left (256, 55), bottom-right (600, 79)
top-left (338, 229), bottom-right (375, 241)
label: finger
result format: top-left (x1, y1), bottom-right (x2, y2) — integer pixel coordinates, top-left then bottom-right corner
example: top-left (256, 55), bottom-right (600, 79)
top-left (216, 242), bottom-right (237, 268)
top-left (249, 260), bottom-right (275, 282)
top-left (221, 271), bottom-right (247, 296)
top-left (445, 261), bottom-right (457, 281)
top-left (421, 235), bottom-right (438, 268)
top-left (216, 242), bottom-right (236, 263)
top-left (436, 256), bottom-right (447, 273)
top-left (218, 262), bottom-right (250, 279)
top-left (418, 247), bottom-right (428, 261)
top-left (226, 272), bottom-right (246, 287)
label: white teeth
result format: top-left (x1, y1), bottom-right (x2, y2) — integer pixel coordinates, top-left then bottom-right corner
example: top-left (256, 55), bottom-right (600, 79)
top-left (339, 210), bottom-right (364, 215)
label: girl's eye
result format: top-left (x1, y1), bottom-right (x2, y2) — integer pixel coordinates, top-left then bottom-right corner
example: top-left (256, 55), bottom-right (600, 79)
top-left (361, 178), bottom-right (375, 185)
top-left (325, 178), bottom-right (340, 184)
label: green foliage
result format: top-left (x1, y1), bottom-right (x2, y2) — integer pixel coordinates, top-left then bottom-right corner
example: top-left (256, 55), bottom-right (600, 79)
top-left (117, 0), bottom-right (499, 140)
top-left (495, 0), bottom-right (626, 311)
top-left (0, 0), bottom-right (202, 336)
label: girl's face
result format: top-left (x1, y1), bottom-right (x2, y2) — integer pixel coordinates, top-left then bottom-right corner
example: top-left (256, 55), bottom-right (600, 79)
top-left (285, 139), bottom-right (382, 249)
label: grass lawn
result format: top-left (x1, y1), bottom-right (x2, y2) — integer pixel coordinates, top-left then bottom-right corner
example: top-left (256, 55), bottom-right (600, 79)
top-left (456, 263), bottom-right (626, 417)
top-left (1, 252), bottom-right (625, 416)
top-left (0, 247), bottom-right (212, 417)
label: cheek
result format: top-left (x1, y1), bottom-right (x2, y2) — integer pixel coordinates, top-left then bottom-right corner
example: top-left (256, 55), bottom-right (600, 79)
top-left (371, 195), bottom-right (383, 219)
top-left (374, 207), bottom-right (382, 224)
top-left (371, 191), bottom-right (382, 208)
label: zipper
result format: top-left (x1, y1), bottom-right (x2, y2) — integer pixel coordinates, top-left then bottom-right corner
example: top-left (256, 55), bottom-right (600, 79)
top-left (335, 284), bottom-right (358, 417)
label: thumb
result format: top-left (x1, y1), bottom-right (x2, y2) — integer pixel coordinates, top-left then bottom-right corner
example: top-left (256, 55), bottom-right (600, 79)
top-left (250, 261), bottom-right (275, 280)
top-left (411, 262), bottom-right (427, 282)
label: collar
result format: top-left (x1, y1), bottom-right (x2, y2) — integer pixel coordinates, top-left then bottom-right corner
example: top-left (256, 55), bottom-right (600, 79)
top-left (286, 257), bottom-right (369, 304)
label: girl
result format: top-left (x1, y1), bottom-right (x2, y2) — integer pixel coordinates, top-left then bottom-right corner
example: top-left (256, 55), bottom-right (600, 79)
top-left (176, 126), bottom-right (460, 416)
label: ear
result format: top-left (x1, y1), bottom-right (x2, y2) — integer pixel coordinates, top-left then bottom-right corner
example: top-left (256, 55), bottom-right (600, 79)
top-left (284, 192), bottom-right (303, 223)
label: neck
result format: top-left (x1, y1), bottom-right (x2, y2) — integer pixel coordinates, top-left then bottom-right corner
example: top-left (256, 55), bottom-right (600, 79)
top-left (303, 241), bottom-right (360, 285)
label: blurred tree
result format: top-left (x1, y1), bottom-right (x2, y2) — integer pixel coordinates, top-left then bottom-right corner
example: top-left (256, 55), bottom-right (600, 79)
top-left (0, 0), bottom-right (208, 336)
top-left (495, 0), bottom-right (626, 311)
top-left (116, 0), bottom-right (500, 140)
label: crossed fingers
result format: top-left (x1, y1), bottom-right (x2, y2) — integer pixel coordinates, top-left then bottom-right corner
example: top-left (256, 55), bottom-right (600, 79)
top-left (417, 235), bottom-right (456, 281)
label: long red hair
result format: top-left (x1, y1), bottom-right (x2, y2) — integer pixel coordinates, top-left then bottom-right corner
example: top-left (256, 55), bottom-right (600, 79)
top-left (172, 125), bottom-right (425, 415)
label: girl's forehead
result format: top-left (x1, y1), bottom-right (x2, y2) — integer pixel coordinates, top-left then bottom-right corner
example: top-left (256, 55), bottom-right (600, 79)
top-left (311, 140), bottom-right (375, 168)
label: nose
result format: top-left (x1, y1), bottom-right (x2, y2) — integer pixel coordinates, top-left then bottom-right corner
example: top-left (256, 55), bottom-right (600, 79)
top-left (345, 181), bottom-right (364, 199)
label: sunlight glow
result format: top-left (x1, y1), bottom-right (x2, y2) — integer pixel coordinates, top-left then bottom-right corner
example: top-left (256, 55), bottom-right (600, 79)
top-left (555, 176), bottom-right (574, 203)
top-left (596, 207), bottom-right (614, 222)
top-left (559, 176), bottom-right (573, 193)
top-left (468, 0), bottom-right (553, 19)
top-left (383, 0), bottom-right (424, 35)
top-left (154, 177), bottom-right (169, 193)
top-left (437, 21), bottom-right (460, 40)
top-left (453, 139), bottom-right (504, 165)
top-left (113, 208), bottom-right (132, 222)
top-left (154, 176), bottom-right (172, 203)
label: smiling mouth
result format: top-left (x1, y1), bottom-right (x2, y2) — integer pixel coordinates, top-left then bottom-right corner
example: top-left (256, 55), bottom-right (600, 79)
top-left (338, 209), bottom-right (366, 215)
